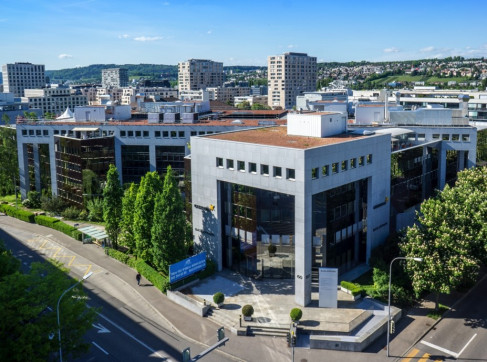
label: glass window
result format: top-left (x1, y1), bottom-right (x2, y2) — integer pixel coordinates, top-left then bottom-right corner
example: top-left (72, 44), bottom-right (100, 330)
top-left (120, 130), bottom-right (126, 137)
top-left (273, 166), bottom-right (282, 178)
top-left (54, 130), bottom-right (59, 135)
top-left (22, 130), bottom-right (27, 136)
top-left (358, 156), bottom-right (365, 166)
top-left (171, 131), bottom-right (177, 138)
top-left (163, 131), bottom-right (169, 138)
top-left (36, 129), bottom-right (41, 136)
top-left (216, 157), bottom-right (223, 167)
top-left (154, 131), bottom-right (161, 138)
top-left (462, 134), bottom-right (470, 142)
top-left (198, 131), bottom-right (205, 135)
top-left (287, 168), bottom-right (295, 180)
top-left (249, 162), bottom-right (257, 173)
top-left (128, 130), bottom-right (134, 137)
top-left (43, 130), bottom-right (48, 136)
top-left (179, 131), bottom-right (185, 138)
top-left (261, 164), bottom-right (269, 176)
top-left (332, 162), bottom-right (339, 174)
top-left (191, 131), bottom-right (197, 136)
top-left (341, 160), bottom-right (348, 171)
top-left (135, 130), bottom-right (141, 137)
top-left (367, 154), bottom-right (372, 164)
top-left (442, 134), bottom-right (449, 141)
top-left (452, 134), bottom-right (459, 141)
top-left (432, 133), bottom-right (440, 139)
top-left (238, 161), bottom-right (245, 171)
top-left (311, 167), bottom-right (318, 179)
top-left (350, 158), bottom-right (356, 169)
top-left (143, 131), bottom-right (149, 137)
top-left (227, 159), bottom-right (234, 170)
top-left (322, 165), bottom-right (329, 176)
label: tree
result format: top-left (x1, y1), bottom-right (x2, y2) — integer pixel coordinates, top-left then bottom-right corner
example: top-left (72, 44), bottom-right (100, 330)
top-left (120, 183), bottom-right (138, 253)
top-left (251, 103), bottom-right (271, 110)
top-left (103, 165), bottom-right (123, 249)
top-left (0, 257), bottom-right (96, 361)
top-left (151, 166), bottom-right (187, 274)
top-left (0, 124), bottom-right (18, 196)
top-left (236, 101), bottom-right (251, 110)
top-left (134, 171), bottom-right (163, 262)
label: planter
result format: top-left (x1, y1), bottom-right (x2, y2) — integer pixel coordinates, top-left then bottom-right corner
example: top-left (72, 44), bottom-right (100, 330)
top-left (244, 316), bottom-right (252, 321)
top-left (217, 303), bottom-right (224, 308)
top-left (269, 252), bottom-right (275, 257)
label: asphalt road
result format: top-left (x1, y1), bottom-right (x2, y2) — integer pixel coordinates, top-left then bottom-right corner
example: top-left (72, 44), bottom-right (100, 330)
top-left (0, 220), bottom-right (230, 362)
top-left (399, 275), bottom-right (487, 362)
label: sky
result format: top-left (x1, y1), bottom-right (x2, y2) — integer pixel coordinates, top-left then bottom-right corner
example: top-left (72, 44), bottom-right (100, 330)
top-left (1, 0), bottom-right (486, 70)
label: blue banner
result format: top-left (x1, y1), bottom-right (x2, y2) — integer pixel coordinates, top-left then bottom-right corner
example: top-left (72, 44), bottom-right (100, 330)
top-left (169, 252), bottom-right (207, 283)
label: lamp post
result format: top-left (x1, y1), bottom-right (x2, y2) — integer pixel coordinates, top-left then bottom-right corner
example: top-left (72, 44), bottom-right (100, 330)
top-left (387, 257), bottom-right (422, 357)
top-left (57, 272), bottom-right (93, 362)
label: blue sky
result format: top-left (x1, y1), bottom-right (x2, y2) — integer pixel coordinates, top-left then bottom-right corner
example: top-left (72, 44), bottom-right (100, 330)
top-left (1, 0), bottom-right (486, 70)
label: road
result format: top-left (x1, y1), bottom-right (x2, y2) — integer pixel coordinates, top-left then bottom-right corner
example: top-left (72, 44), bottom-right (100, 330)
top-left (0, 217), bottom-right (231, 362)
top-left (399, 274), bottom-right (487, 362)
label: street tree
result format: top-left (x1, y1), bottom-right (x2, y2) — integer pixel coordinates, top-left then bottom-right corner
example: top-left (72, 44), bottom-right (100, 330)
top-left (0, 258), bottom-right (96, 361)
top-left (151, 166), bottom-right (187, 274)
top-left (120, 183), bottom-right (138, 253)
top-left (134, 171), bottom-right (163, 262)
top-left (103, 165), bottom-right (123, 249)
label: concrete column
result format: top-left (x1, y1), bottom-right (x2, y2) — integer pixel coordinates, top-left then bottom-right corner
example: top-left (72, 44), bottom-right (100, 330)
top-left (438, 146), bottom-right (447, 190)
top-left (114, 139), bottom-right (123, 183)
top-left (354, 182), bottom-right (360, 263)
top-left (294, 192), bottom-right (311, 306)
top-left (421, 146), bottom-right (428, 200)
top-left (17, 142), bottom-right (30, 199)
top-left (49, 139), bottom-right (58, 195)
top-left (33, 143), bottom-right (41, 192)
top-left (458, 150), bottom-right (465, 171)
top-left (149, 144), bottom-right (157, 172)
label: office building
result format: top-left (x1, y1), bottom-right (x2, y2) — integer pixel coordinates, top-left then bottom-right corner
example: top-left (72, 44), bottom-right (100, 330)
top-left (2, 62), bottom-right (45, 97)
top-left (178, 59), bottom-right (223, 93)
top-left (267, 52), bottom-right (317, 109)
top-left (22, 87), bottom-right (87, 115)
top-left (0, 93), bottom-right (42, 122)
top-left (102, 68), bottom-right (129, 88)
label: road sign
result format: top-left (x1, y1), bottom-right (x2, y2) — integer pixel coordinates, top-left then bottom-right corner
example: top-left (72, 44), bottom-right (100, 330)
top-left (169, 252), bottom-right (206, 283)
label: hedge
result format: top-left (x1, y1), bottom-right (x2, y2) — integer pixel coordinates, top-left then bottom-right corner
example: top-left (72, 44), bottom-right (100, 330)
top-left (340, 280), bottom-right (365, 297)
top-left (106, 247), bottom-right (132, 265)
top-left (134, 259), bottom-right (170, 293)
top-left (0, 204), bottom-right (35, 223)
top-left (34, 215), bottom-right (81, 240)
top-left (34, 215), bottom-right (60, 228)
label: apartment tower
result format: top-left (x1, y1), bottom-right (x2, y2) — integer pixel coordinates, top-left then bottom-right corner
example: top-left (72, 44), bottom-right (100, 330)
top-left (2, 62), bottom-right (46, 97)
top-left (178, 59), bottom-right (223, 93)
top-left (267, 52), bottom-right (317, 109)
top-left (102, 68), bottom-right (129, 88)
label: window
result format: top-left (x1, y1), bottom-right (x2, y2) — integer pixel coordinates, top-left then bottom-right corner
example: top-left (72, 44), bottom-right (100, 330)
top-left (358, 156), bottom-right (365, 167)
top-left (120, 130), bottom-right (126, 137)
top-left (128, 130), bottom-right (134, 137)
top-left (366, 154), bottom-right (372, 164)
top-left (322, 165), bottom-right (329, 176)
top-left (54, 130), bottom-right (59, 135)
top-left (238, 161), bottom-right (245, 172)
top-left (432, 133), bottom-right (440, 139)
top-left (135, 131), bottom-right (141, 137)
top-left (216, 157), bottom-right (223, 168)
top-left (179, 131), bottom-right (185, 138)
top-left (261, 164), bottom-right (269, 176)
top-left (462, 134), bottom-right (470, 142)
top-left (36, 130), bottom-right (41, 136)
top-left (332, 162), bottom-right (339, 174)
top-left (227, 159), bottom-right (234, 169)
top-left (273, 166), bottom-right (282, 178)
top-left (417, 133), bottom-right (426, 141)
top-left (43, 130), bottom-right (48, 136)
top-left (350, 158), bottom-right (356, 169)
top-left (287, 168), bottom-right (295, 180)
top-left (198, 131), bottom-right (205, 135)
top-left (22, 130), bottom-right (27, 136)
top-left (143, 131), bottom-right (149, 137)
top-left (311, 167), bottom-right (318, 179)
top-left (249, 162), bottom-right (257, 173)
top-left (442, 134), bottom-right (449, 141)
top-left (191, 131), bottom-right (197, 136)
top-left (154, 131), bottom-right (161, 138)
top-left (452, 134), bottom-right (459, 141)
top-left (341, 160), bottom-right (348, 171)
top-left (171, 131), bottom-right (177, 138)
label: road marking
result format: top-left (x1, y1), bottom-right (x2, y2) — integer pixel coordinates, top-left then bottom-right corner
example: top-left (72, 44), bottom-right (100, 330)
top-left (92, 323), bottom-right (111, 334)
top-left (457, 333), bottom-right (477, 358)
top-left (92, 341), bottom-right (109, 355)
top-left (418, 353), bottom-right (430, 361)
top-left (97, 312), bottom-right (167, 359)
top-left (402, 348), bottom-right (419, 361)
top-left (421, 333), bottom-right (477, 359)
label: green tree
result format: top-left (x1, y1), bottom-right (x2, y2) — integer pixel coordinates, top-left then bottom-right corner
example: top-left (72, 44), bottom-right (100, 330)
top-left (134, 171), bottom-right (163, 262)
top-left (151, 166), bottom-right (187, 273)
top-left (251, 103), bottom-right (271, 110)
top-left (0, 259), bottom-right (97, 361)
top-left (0, 241), bottom-right (21, 279)
top-left (120, 183), bottom-right (138, 253)
top-left (103, 165), bottom-right (123, 249)
top-left (236, 101), bottom-right (251, 110)
top-left (86, 198), bottom-right (104, 221)
top-left (0, 124), bottom-right (18, 196)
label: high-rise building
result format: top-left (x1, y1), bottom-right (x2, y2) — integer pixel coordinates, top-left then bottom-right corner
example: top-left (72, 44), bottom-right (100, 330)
top-left (267, 52), bottom-right (317, 109)
top-left (102, 68), bottom-right (129, 88)
top-left (2, 62), bottom-right (45, 97)
top-left (178, 59), bottom-right (223, 93)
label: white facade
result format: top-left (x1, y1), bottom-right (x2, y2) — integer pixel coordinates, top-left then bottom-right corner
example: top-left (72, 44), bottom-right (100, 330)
top-left (178, 59), bottom-right (223, 92)
top-left (287, 112), bottom-right (347, 138)
top-left (22, 87), bottom-right (87, 115)
top-left (2, 62), bottom-right (45, 97)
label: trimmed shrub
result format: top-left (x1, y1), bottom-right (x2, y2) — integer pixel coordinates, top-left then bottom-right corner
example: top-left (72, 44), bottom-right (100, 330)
top-left (27, 191), bottom-right (41, 208)
top-left (290, 308), bottom-right (303, 322)
top-left (242, 304), bottom-right (254, 317)
top-left (268, 244), bottom-right (277, 254)
top-left (0, 204), bottom-right (35, 223)
top-left (72, 230), bottom-right (83, 241)
top-left (340, 281), bottom-right (365, 297)
top-left (106, 248), bottom-right (132, 265)
top-left (62, 206), bottom-right (81, 220)
top-left (213, 292), bottom-right (225, 305)
top-left (134, 259), bottom-right (169, 293)
top-left (34, 215), bottom-right (60, 228)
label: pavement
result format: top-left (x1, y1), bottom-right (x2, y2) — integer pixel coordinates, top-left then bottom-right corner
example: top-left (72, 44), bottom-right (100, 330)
top-left (1, 214), bottom-right (482, 362)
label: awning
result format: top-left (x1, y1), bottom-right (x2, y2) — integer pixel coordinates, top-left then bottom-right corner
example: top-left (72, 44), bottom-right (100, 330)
top-left (374, 128), bottom-right (414, 137)
top-left (71, 127), bottom-right (100, 132)
top-left (78, 226), bottom-right (108, 240)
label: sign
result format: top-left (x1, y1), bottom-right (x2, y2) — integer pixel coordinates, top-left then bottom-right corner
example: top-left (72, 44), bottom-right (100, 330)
top-left (319, 267), bottom-right (338, 308)
top-left (169, 252), bottom-right (207, 283)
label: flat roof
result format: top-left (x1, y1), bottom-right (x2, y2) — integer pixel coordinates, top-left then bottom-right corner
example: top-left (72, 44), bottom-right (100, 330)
top-left (205, 126), bottom-right (368, 149)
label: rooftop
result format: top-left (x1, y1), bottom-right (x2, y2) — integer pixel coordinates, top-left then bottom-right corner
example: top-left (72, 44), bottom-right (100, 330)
top-left (206, 126), bottom-right (367, 149)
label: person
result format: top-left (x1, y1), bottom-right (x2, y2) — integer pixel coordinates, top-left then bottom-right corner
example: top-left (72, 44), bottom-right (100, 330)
top-left (136, 273), bottom-right (141, 286)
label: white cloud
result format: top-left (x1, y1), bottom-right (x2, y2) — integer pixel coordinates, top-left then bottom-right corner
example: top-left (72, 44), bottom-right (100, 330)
top-left (118, 34), bottom-right (130, 39)
top-left (163, 1), bottom-right (170, 5)
top-left (287, 44), bottom-right (295, 49)
top-left (0, 18), bottom-right (7, 23)
top-left (383, 47), bottom-right (400, 53)
top-left (58, 54), bottom-right (73, 59)
top-left (420, 46), bottom-right (435, 53)
top-left (207, 30), bottom-right (212, 34)
top-left (134, 36), bottom-right (163, 42)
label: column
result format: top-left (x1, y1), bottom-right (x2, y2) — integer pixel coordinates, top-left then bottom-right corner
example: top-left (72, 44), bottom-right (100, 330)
top-left (49, 140), bottom-right (58, 195)
top-left (17, 143), bottom-right (30, 199)
top-left (33, 143), bottom-right (41, 192)
top-left (114, 139), bottom-right (123, 183)
top-left (149, 144), bottom-right (157, 172)
top-left (294, 192), bottom-right (311, 306)
top-left (438, 146), bottom-right (447, 190)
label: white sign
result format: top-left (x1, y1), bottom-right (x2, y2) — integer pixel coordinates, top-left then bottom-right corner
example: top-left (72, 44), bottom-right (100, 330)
top-left (319, 268), bottom-right (338, 308)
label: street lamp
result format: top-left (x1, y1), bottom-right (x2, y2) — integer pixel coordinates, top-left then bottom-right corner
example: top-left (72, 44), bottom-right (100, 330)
top-left (57, 272), bottom-right (93, 362)
top-left (387, 257), bottom-right (422, 357)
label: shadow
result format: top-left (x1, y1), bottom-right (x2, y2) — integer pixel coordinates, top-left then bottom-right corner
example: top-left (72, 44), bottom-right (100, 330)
top-left (299, 320), bottom-right (320, 327)
top-left (139, 283), bottom-right (153, 287)
top-left (362, 315), bottom-right (416, 354)
top-left (255, 317), bottom-right (271, 323)
top-left (198, 208), bottom-right (219, 263)
top-left (221, 303), bottom-right (241, 310)
top-left (464, 317), bottom-right (487, 329)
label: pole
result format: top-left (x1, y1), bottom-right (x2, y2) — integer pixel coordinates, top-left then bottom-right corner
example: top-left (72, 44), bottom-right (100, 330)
top-left (57, 272), bottom-right (92, 362)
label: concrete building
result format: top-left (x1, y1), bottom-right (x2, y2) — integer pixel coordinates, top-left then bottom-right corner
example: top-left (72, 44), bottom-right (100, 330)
top-left (207, 86), bottom-right (251, 104)
top-left (102, 68), bottom-right (129, 88)
top-left (2, 62), bottom-right (45, 97)
top-left (178, 59), bottom-right (223, 93)
top-left (0, 92), bottom-right (42, 122)
top-left (189, 109), bottom-right (477, 306)
top-left (21, 87), bottom-right (87, 115)
top-left (268, 52), bottom-right (317, 109)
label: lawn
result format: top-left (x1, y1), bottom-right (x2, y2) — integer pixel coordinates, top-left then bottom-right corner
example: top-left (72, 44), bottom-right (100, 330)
top-left (426, 304), bottom-right (449, 320)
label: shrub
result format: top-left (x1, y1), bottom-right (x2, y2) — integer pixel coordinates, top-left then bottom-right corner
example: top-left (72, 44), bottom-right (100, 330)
top-left (135, 259), bottom-right (169, 293)
top-left (290, 308), bottom-right (303, 322)
top-left (78, 210), bottom-right (89, 221)
top-left (0, 204), bottom-right (35, 223)
top-left (72, 230), bottom-right (83, 241)
top-left (106, 248), bottom-right (132, 265)
top-left (213, 292), bottom-right (225, 305)
top-left (86, 198), bottom-right (103, 222)
top-left (242, 304), bottom-right (254, 317)
top-left (340, 281), bottom-right (364, 297)
top-left (62, 206), bottom-right (81, 220)
top-left (22, 199), bottom-right (33, 208)
top-left (27, 191), bottom-right (41, 208)
top-left (268, 244), bottom-right (277, 254)
top-left (34, 215), bottom-right (60, 228)
top-left (41, 196), bottom-right (65, 214)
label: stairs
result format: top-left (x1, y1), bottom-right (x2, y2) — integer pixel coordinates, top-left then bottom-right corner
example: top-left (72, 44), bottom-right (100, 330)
top-left (247, 325), bottom-right (289, 337)
top-left (205, 308), bottom-right (239, 330)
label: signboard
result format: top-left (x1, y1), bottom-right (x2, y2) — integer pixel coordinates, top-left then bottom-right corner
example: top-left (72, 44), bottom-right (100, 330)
top-left (319, 267), bottom-right (338, 308)
top-left (169, 252), bottom-right (207, 283)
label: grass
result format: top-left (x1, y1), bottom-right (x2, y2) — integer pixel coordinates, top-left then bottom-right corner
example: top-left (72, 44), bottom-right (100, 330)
top-left (370, 74), bottom-right (471, 86)
top-left (351, 269), bottom-right (375, 296)
top-left (0, 194), bottom-right (21, 205)
top-left (427, 304), bottom-right (449, 320)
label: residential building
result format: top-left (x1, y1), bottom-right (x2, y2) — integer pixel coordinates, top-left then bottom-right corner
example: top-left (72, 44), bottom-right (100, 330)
top-left (207, 86), bottom-right (251, 104)
top-left (267, 52), bottom-right (317, 109)
top-left (102, 68), bottom-right (129, 88)
top-left (178, 59), bottom-right (223, 93)
top-left (21, 87), bottom-right (87, 115)
top-left (2, 62), bottom-right (45, 97)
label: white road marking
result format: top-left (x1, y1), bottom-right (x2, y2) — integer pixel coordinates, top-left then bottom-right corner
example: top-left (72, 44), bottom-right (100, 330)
top-left (92, 323), bottom-right (111, 334)
top-left (97, 312), bottom-right (168, 360)
top-left (92, 341), bottom-right (109, 355)
top-left (421, 333), bottom-right (477, 359)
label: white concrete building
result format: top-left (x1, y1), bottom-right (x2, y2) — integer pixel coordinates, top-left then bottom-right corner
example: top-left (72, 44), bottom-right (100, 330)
top-left (178, 59), bottom-right (223, 93)
top-left (102, 68), bottom-right (129, 88)
top-left (22, 87), bottom-right (87, 115)
top-left (2, 62), bottom-right (45, 97)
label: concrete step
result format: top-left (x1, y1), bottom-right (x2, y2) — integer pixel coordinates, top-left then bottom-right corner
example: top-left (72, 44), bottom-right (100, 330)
top-left (250, 329), bottom-right (288, 337)
top-left (205, 308), bottom-right (238, 329)
top-left (247, 324), bottom-right (289, 337)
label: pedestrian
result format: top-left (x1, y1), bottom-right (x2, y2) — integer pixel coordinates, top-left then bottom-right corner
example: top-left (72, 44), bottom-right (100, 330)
top-left (136, 273), bottom-right (141, 286)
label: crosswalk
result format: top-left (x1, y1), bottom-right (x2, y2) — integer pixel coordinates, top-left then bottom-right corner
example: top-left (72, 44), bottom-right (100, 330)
top-left (401, 348), bottom-right (442, 361)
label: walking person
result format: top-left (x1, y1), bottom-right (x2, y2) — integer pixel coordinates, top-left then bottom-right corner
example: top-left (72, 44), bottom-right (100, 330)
top-left (136, 272), bottom-right (141, 286)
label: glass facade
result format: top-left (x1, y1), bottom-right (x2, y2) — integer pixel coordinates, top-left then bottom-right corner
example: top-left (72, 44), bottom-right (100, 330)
top-left (220, 182), bottom-right (295, 278)
top-left (155, 145), bottom-right (185, 180)
top-left (121, 145), bottom-right (150, 184)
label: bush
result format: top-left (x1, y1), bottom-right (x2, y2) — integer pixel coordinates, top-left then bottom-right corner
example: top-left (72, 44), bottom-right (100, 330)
top-left (62, 206), bottom-right (81, 220)
top-left (34, 215), bottom-right (60, 228)
top-left (213, 292), bottom-right (225, 305)
top-left (290, 308), bottom-right (303, 322)
top-left (135, 259), bottom-right (169, 292)
top-left (22, 199), bottom-right (33, 208)
top-left (41, 196), bottom-right (65, 214)
top-left (242, 304), bottom-right (254, 317)
top-left (340, 281), bottom-right (364, 297)
top-left (27, 191), bottom-right (41, 208)
top-left (106, 248), bottom-right (132, 265)
top-left (0, 204), bottom-right (35, 223)
top-left (86, 198), bottom-right (103, 222)
top-left (78, 210), bottom-right (89, 221)
top-left (268, 244), bottom-right (277, 254)
top-left (72, 230), bottom-right (83, 241)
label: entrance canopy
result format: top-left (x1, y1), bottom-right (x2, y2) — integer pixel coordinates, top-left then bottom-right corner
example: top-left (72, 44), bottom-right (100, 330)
top-left (78, 226), bottom-right (108, 243)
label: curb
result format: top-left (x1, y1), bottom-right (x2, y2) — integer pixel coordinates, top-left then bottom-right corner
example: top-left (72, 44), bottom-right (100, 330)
top-left (396, 272), bottom-right (487, 361)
